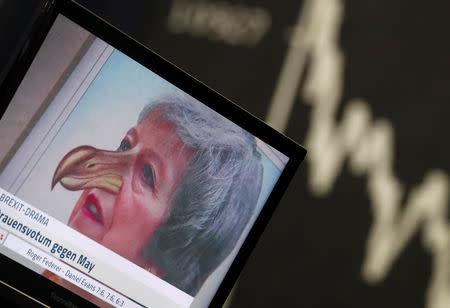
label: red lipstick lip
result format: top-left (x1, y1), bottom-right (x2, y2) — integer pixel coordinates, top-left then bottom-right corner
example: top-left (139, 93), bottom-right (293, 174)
top-left (82, 193), bottom-right (103, 224)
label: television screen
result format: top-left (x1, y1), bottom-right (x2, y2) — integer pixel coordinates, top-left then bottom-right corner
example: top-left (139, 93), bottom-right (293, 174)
top-left (0, 5), bottom-right (304, 307)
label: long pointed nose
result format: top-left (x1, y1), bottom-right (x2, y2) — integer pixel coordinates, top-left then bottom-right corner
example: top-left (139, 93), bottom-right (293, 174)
top-left (52, 145), bottom-right (133, 194)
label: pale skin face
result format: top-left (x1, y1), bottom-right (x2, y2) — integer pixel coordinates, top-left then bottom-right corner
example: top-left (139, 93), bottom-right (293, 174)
top-left (67, 109), bottom-right (193, 275)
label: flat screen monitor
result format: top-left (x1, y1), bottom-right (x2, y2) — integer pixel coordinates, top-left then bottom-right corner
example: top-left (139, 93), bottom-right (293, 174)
top-left (0, 1), bottom-right (306, 307)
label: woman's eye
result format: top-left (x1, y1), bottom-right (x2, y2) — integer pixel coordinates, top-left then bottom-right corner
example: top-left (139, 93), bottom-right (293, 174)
top-left (117, 138), bottom-right (131, 151)
top-left (142, 164), bottom-right (155, 189)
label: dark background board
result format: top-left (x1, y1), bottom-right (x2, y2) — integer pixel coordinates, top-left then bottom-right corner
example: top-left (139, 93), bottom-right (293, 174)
top-left (0, 0), bottom-right (42, 86)
top-left (1, 1), bottom-right (450, 308)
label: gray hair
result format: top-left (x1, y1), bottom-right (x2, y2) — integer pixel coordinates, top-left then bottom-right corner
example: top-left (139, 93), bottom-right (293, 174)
top-left (139, 91), bottom-right (263, 295)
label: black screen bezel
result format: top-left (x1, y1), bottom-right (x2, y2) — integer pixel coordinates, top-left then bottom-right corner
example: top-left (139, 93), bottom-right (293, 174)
top-left (0, 0), bottom-right (306, 307)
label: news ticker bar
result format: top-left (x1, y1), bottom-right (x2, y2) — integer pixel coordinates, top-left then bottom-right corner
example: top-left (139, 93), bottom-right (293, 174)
top-left (0, 187), bottom-right (193, 308)
top-left (0, 229), bottom-right (141, 308)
